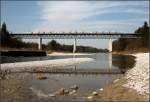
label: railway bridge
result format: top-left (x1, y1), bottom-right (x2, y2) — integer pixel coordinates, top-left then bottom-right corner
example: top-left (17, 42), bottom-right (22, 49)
top-left (10, 32), bottom-right (141, 52)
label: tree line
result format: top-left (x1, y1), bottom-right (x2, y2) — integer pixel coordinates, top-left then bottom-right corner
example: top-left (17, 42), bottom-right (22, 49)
top-left (112, 21), bottom-right (149, 51)
top-left (46, 40), bottom-right (108, 53)
top-left (0, 22), bottom-right (108, 52)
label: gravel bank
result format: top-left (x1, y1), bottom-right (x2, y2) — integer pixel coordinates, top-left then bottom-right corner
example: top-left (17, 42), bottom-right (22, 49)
top-left (1, 58), bottom-right (94, 72)
top-left (87, 53), bottom-right (149, 101)
top-left (123, 53), bottom-right (149, 99)
top-left (48, 52), bottom-right (93, 56)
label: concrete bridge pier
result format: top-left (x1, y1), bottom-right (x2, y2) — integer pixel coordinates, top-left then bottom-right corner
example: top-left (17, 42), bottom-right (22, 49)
top-left (108, 39), bottom-right (112, 52)
top-left (73, 39), bottom-right (77, 53)
top-left (38, 38), bottom-right (42, 50)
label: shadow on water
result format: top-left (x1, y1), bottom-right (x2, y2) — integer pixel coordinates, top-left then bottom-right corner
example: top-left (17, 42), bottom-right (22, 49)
top-left (112, 54), bottom-right (136, 73)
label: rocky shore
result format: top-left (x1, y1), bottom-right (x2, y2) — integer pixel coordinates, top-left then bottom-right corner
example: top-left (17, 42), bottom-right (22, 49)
top-left (123, 53), bottom-right (149, 99)
top-left (87, 53), bottom-right (149, 102)
top-left (30, 85), bottom-right (79, 98)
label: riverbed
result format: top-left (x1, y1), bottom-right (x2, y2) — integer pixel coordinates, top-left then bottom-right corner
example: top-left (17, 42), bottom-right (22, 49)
top-left (0, 53), bottom-right (136, 102)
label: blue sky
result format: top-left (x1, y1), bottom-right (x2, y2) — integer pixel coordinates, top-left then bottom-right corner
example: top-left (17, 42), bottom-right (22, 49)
top-left (1, 1), bottom-right (149, 49)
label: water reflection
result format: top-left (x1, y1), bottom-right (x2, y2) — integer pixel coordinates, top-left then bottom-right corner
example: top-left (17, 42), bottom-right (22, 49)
top-left (59, 53), bottom-right (135, 74)
top-left (108, 53), bottom-right (112, 70)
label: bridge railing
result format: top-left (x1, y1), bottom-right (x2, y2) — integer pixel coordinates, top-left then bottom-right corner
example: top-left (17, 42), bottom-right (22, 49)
top-left (10, 33), bottom-right (141, 39)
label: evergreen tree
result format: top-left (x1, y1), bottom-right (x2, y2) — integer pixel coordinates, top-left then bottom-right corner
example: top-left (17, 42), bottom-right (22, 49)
top-left (0, 22), bottom-right (10, 46)
top-left (135, 21), bottom-right (149, 47)
top-left (143, 21), bottom-right (149, 47)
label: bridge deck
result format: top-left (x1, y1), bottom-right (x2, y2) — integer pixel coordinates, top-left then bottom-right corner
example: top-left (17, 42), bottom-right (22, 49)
top-left (10, 33), bottom-right (141, 39)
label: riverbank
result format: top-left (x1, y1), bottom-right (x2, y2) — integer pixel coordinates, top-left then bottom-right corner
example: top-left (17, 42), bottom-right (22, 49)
top-left (1, 51), bottom-right (46, 56)
top-left (1, 58), bottom-right (94, 73)
top-left (48, 52), bottom-right (94, 56)
top-left (0, 50), bottom-right (96, 57)
top-left (87, 53), bottom-right (149, 102)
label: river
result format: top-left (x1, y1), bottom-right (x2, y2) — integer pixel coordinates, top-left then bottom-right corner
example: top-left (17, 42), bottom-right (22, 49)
top-left (0, 53), bottom-right (135, 102)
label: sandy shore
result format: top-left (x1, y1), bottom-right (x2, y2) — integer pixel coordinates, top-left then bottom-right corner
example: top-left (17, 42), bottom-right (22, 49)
top-left (48, 52), bottom-right (94, 56)
top-left (1, 58), bottom-right (94, 72)
top-left (87, 53), bottom-right (149, 102)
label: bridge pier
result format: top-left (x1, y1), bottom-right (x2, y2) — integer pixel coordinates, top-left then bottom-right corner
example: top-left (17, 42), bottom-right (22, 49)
top-left (108, 39), bottom-right (112, 52)
top-left (73, 39), bottom-right (76, 53)
top-left (38, 38), bottom-right (42, 50)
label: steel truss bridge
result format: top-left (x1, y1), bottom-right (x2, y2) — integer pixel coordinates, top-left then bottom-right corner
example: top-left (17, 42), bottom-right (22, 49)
top-left (10, 32), bottom-right (141, 52)
top-left (10, 33), bottom-right (141, 39)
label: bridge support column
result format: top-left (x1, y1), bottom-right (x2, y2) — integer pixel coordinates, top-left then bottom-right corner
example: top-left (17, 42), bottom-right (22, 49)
top-left (108, 39), bottom-right (112, 52)
top-left (38, 38), bottom-right (42, 50)
top-left (73, 39), bottom-right (76, 53)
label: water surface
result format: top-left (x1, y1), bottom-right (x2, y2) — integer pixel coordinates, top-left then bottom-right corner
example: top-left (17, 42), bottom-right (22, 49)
top-left (0, 53), bottom-right (135, 102)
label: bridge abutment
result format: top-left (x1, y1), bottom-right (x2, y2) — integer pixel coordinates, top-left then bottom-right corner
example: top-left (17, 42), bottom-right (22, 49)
top-left (38, 38), bottom-right (42, 50)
